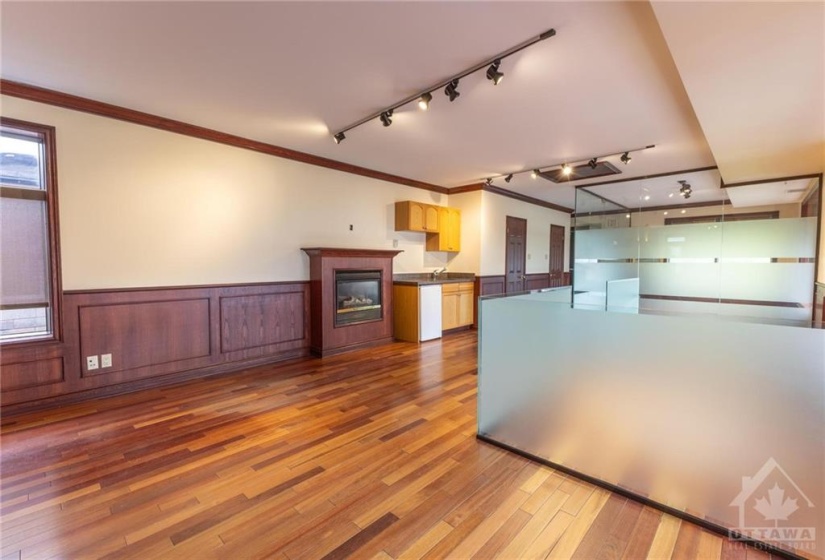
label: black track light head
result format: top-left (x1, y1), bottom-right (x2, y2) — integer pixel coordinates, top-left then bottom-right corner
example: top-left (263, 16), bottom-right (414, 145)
top-left (531, 169), bottom-right (540, 179)
top-left (588, 158), bottom-right (598, 169)
top-left (418, 92), bottom-right (432, 111)
top-left (620, 152), bottom-right (631, 165)
top-left (444, 79), bottom-right (460, 102)
top-left (486, 59), bottom-right (504, 85)
top-left (379, 109), bottom-right (394, 127)
top-left (485, 178), bottom-right (493, 186)
top-left (505, 174), bottom-right (513, 183)
top-left (333, 132), bottom-right (346, 144)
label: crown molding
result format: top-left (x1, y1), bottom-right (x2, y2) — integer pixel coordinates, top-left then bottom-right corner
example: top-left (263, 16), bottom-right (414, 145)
top-left (0, 79), bottom-right (449, 194)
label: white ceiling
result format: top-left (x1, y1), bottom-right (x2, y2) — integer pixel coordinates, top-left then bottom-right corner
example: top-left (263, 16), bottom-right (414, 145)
top-left (726, 178), bottom-right (814, 209)
top-left (580, 168), bottom-right (725, 212)
top-left (1, 2), bottom-right (821, 209)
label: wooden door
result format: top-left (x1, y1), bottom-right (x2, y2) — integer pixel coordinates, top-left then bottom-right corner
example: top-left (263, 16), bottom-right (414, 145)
top-left (505, 216), bottom-right (527, 293)
top-left (549, 224), bottom-right (565, 287)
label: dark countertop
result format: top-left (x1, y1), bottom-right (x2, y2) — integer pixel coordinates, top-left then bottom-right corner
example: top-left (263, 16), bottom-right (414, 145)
top-left (393, 273), bottom-right (475, 286)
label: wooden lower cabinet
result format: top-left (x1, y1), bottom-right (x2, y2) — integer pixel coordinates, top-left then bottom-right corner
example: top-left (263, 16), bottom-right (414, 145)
top-left (442, 282), bottom-right (474, 331)
top-left (393, 284), bottom-right (421, 342)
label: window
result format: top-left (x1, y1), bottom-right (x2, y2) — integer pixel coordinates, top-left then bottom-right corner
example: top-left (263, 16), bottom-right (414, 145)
top-left (0, 118), bottom-right (61, 342)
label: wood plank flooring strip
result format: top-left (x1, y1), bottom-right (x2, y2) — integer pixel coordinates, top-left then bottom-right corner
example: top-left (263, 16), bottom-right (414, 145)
top-left (647, 514), bottom-right (684, 559)
top-left (319, 512), bottom-right (399, 560)
top-left (621, 506), bottom-right (663, 560)
top-left (378, 418), bottom-right (427, 441)
top-left (671, 518), bottom-right (703, 560)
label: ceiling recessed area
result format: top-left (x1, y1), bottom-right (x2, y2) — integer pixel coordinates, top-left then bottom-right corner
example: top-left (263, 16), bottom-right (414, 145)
top-left (725, 178), bottom-right (817, 209)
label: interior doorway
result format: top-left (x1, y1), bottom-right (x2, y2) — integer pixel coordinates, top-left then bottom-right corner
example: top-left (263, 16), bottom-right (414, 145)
top-left (549, 224), bottom-right (565, 287)
top-left (505, 216), bottom-right (527, 293)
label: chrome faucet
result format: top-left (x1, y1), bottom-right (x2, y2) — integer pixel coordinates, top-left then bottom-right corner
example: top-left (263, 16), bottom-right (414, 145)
top-left (432, 267), bottom-right (447, 279)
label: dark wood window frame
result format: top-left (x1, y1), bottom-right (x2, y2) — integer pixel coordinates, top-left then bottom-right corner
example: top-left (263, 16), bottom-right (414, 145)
top-left (1, 117), bottom-right (63, 345)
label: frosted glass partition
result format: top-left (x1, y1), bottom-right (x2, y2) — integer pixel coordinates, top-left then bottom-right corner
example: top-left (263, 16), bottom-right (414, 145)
top-left (573, 217), bottom-right (817, 325)
top-left (478, 292), bottom-right (825, 556)
top-left (606, 277), bottom-right (639, 313)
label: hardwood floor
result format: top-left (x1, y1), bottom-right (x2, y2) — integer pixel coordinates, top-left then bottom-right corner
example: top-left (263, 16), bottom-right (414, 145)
top-left (1, 331), bottom-right (777, 559)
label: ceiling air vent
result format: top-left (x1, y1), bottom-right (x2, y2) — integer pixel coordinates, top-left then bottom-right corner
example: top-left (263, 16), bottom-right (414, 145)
top-left (539, 161), bottom-right (622, 183)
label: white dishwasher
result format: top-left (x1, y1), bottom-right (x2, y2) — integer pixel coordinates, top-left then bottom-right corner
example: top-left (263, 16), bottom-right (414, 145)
top-left (418, 284), bottom-right (443, 341)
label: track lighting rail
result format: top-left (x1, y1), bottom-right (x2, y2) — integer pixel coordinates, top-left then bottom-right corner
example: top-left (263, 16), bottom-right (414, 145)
top-left (331, 28), bottom-right (556, 142)
top-left (485, 144), bottom-right (657, 185)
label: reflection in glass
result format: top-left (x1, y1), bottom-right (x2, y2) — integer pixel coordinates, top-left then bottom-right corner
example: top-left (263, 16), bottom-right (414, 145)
top-left (572, 170), bottom-right (820, 326)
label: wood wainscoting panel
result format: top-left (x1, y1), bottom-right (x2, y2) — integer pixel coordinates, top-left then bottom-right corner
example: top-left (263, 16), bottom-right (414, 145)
top-left (1, 357), bottom-right (64, 391)
top-left (78, 298), bottom-right (211, 377)
top-left (3, 282), bottom-right (310, 411)
top-left (220, 289), bottom-right (307, 354)
top-left (525, 273), bottom-right (550, 291)
top-left (473, 275), bottom-right (506, 328)
top-left (477, 275), bottom-right (506, 297)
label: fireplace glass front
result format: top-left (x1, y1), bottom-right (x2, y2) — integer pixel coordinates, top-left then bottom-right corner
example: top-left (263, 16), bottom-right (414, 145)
top-left (335, 270), bottom-right (382, 327)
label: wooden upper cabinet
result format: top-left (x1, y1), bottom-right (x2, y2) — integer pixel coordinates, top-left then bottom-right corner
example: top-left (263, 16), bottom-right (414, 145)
top-left (426, 207), bottom-right (461, 252)
top-left (395, 201), bottom-right (439, 232)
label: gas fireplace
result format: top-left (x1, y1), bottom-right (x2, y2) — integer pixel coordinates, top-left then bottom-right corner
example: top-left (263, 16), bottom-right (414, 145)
top-left (302, 248), bottom-right (401, 357)
top-left (335, 270), bottom-right (382, 326)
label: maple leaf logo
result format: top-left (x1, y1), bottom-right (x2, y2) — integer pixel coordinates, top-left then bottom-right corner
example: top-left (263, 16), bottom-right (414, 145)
top-left (753, 483), bottom-right (799, 526)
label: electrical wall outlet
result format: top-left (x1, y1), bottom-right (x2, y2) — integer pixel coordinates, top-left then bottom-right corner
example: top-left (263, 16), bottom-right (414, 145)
top-left (101, 353), bottom-right (112, 368)
top-left (86, 355), bottom-right (99, 371)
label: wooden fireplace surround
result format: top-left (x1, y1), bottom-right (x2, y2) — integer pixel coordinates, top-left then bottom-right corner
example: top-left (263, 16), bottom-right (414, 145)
top-left (302, 248), bottom-right (402, 357)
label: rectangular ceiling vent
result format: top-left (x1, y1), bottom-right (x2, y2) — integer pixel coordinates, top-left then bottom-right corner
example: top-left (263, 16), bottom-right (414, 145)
top-left (539, 161), bottom-right (622, 183)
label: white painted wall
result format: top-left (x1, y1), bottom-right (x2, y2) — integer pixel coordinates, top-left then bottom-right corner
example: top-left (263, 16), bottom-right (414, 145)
top-left (444, 191), bottom-right (482, 274)
top-left (2, 96), bottom-right (456, 289)
top-left (479, 191), bottom-right (571, 277)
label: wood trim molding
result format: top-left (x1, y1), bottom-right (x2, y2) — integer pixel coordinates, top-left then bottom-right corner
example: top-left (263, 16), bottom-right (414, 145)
top-left (64, 280), bottom-right (309, 296)
top-left (449, 183), bottom-right (483, 194)
top-left (449, 182), bottom-right (574, 213)
top-left (0, 79), bottom-right (448, 195)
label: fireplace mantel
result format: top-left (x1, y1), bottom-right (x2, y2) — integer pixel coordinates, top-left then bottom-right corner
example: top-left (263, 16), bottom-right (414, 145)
top-left (302, 247), bottom-right (403, 259)
top-left (301, 248), bottom-right (402, 356)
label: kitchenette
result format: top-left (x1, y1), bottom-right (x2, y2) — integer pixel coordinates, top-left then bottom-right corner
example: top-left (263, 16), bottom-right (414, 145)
top-left (392, 200), bottom-right (474, 342)
top-left (392, 272), bottom-right (475, 342)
